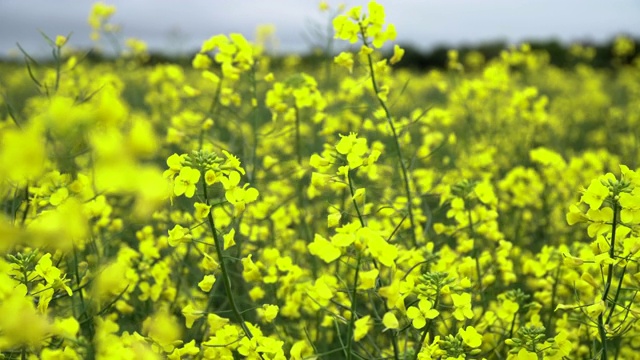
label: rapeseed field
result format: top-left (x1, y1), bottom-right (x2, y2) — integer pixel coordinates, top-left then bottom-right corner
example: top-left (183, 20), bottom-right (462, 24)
top-left (1, 2), bottom-right (639, 359)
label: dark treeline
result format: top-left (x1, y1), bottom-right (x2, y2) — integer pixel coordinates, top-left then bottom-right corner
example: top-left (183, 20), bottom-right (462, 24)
top-left (142, 37), bottom-right (639, 70)
top-left (388, 38), bottom-right (639, 70)
top-left (2, 37), bottom-right (637, 70)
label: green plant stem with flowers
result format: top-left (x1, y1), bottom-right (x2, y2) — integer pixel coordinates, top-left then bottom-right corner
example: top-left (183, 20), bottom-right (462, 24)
top-left (358, 31), bottom-right (418, 248)
top-left (597, 199), bottom-right (618, 360)
top-left (200, 174), bottom-right (254, 340)
top-left (344, 170), bottom-right (363, 360)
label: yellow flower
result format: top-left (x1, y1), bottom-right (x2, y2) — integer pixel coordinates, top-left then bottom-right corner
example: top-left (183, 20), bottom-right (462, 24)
top-left (168, 224), bottom-right (191, 247)
top-left (53, 317), bottom-right (80, 339)
top-left (334, 52), bottom-right (355, 73)
top-left (333, 15), bottom-right (359, 43)
top-left (308, 234), bottom-right (341, 263)
top-left (181, 304), bottom-right (204, 329)
top-left (198, 275), bottom-right (216, 292)
top-left (174, 167), bottom-right (200, 198)
top-left (347, 5), bottom-right (362, 20)
top-left (55, 35), bottom-right (68, 47)
top-left (242, 254), bottom-right (262, 282)
top-left (261, 304), bottom-right (279, 322)
top-left (358, 269), bottom-right (379, 290)
top-left (586, 207), bottom-right (614, 237)
top-left (498, 298), bottom-right (519, 321)
top-left (225, 185), bottom-right (259, 216)
top-left (566, 203), bottom-right (588, 225)
top-left (458, 326), bottom-right (482, 348)
top-left (332, 232), bottom-right (356, 247)
top-left (223, 228), bottom-right (236, 250)
top-left (207, 313), bottom-right (230, 333)
top-left (451, 293), bottom-right (474, 321)
top-left (205, 169), bottom-right (218, 185)
top-left (406, 299), bottom-right (439, 329)
top-left (390, 44), bottom-right (404, 65)
top-left (474, 181), bottom-right (497, 206)
top-left (327, 211), bottom-right (341, 228)
top-left (35, 253), bottom-right (61, 285)
top-left (587, 300), bottom-right (606, 317)
top-left (222, 150), bottom-right (246, 175)
top-left (201, 253), bottom-right (219, 271)
top-left (360, 227), bottom-right (397, 267)
top-left (581, 178), bottom-right (610, 210)
top-left (382, 312), bottom-right (399, 330)
top-left (192, 53), bottom-right (212, 69)
top-left (354, 315), bottom-right (371, 341)
top-left (516, 348), bottom-right (539, 360)
top-left (194, 202), bottom-right (211, 220)
top-left (352, 188), bottom-right (366, 204)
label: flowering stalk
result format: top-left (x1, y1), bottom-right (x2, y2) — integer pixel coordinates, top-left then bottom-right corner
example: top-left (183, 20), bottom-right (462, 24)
top-left (598, 200), bottom-right (618, 360)
top-left (359, 29), bottom-right (418, 247)
top-left (344, 169), bottom-right (363, 360)
top-left (467, 207), bottom-right (484, 300)
top-left (201, 175), bottom-right (254, 340)
top-left (414, 295), bottom-right (440, 360)
top-left (345, 254), bottom-right (362, 360)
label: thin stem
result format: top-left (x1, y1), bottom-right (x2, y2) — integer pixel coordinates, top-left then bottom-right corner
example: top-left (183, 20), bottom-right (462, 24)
top-left (294, 105), bottom-right (302, 165)
top-left (54, 45), bottom-right (61, 93)
top-left (547, 265), bottom-right (562, 336)
top-left (599, 200), bottom-right (619, 360)
top-left (72, 247), bottom-right (89, 329)
top-left (201, 176), bottom-right (254, 340)
top-left (346, 254), bottom-right (362, 360)
top-left (359, 26), bottom-right (417, 247)
top-left (508, 310), bottom-right (518, 339)
top-left (606, 262), bottom-right (628, 325)
top-left (345, 169), bottom-right (363, 360)
top-left (347, 170), bottom-right (365, 227)
top-left (171, 243), bottom-right (192, 311)
top-left (468, 206), bottom-right (485, 310)
top-left (413, 292), bottom-right (440, 360)
top-left (20, 184), bottom-right (30, 225)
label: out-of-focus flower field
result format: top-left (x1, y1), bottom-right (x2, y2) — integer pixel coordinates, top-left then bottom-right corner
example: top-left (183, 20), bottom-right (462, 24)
top-left (1, 2), bottom-right (640, 359)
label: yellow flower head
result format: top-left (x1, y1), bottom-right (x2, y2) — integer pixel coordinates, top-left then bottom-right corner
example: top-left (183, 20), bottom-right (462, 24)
top-left (406, 299), bottom-right (439, 329)
top-left (174, 167), bottom-right (200, 198)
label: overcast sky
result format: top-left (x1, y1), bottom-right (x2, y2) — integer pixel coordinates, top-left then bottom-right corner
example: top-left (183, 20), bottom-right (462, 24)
top-left (1, 0), bottom-right (639, 59)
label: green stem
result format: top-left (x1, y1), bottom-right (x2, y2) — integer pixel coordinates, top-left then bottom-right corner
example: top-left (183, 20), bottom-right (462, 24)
top-left (54, 45), bottom-right (61, 93)
top-left (347, 171), bottom-right (365, 227)
top-left (599, 200), bottom-right (619, 360)
top-left (294, 105), bottom-right (302, 166)
top-left (547, 265), bottom-right (562, 335)
top-left (508, 312), bottom-right (518, 339)
top-left (606, 262), bottom-right (628, 325)
top-left (346, 254), bottom-right (362, 360)
top-left (171, 243), bottom-right (192, 311)
top-left (359, 26), bottom-right (417, 247)
top-left (414, 293), bottom-right (440, 360)
top-left (201, 176), bottom-right (254, 340)
top-left (597, 314), bottom-right (608, 360)
top-left (20, 183), bottom-right (30, 225)
top-left (467, 207), bottom-right (485, 310)
top-left (345, 169), bottom-right (363, 360)
top-left (72, 247), bottom-right (90, 335)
